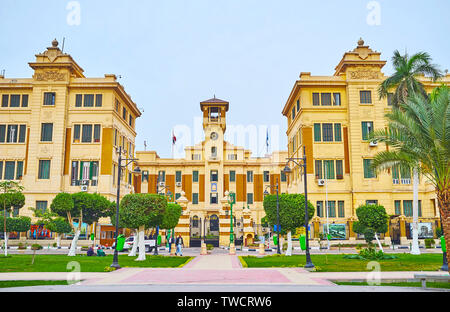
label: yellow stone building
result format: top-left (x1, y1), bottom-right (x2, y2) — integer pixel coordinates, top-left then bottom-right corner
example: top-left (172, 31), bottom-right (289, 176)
top-left (282, 39), bottom-right (449, 244)
top-left (0, 40), bottom-right (141, 245)
top-left (135, 97), bottom-right (288, 247)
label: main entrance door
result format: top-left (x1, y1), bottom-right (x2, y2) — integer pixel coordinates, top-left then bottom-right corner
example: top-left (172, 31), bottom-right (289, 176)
top-left (390, 217), bottom-right (401, 245)
top-left (189, 216), bottom-right (202, 247)
top-left (204, 214), bottom-right (220, 247)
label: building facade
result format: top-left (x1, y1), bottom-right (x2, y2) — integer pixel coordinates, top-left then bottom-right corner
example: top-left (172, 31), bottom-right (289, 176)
top-left (135, 97), bottom-right (288, 247)
top-left (0, 40), bottom-right (141, 244)
top-left (282, 39), bottom-right (449, 244)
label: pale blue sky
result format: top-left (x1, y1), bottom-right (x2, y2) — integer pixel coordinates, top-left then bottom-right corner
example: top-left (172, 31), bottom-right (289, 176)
top-left (1, 0), bottom-right (449, 157)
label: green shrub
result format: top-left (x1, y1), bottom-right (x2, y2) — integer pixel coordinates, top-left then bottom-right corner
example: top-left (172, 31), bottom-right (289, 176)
top-left (52, 242), bottom-right (57, 248)
top-left (206, 244), bottom-right (214, 251)
top-left (424, 238), bottom-right (435, 248)
top-left (435, 227), bottom-right (443, 238)
top-left (104, 266), bottom-right (117, 272)
top-left (343, 247), bottom-right (397, 260)
top-left (31, 244), bottom-right (43, 250)
top-left (17, 243), bottom-right (26, 250)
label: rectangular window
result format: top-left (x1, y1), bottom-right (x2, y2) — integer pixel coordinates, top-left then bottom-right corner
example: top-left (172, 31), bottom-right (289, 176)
top-left (229, 171), bottom-right (236, 182)
top-left (175, 171), bottom-right (182, 183)
top-left (291, 107), bottom-right (296, 120)
top-left (263, 171), bottom-right (270, 183)
top-left (322, 123), bottom-right (333, 142)
top-left (43, 92), bottom-right (55, 105)
top-left (403, 200), bottom-right (413, 217)
top-left (21, 94), bottom-right (29, 107)
top-left (115, 99), bottom-right (120, 112)
top-left (418, 200), bottom-right (422, 217)
top-left (16, 161), bottom-right (23, 180)
top-left (336, 160), bottom-right (343, 179)
top-left (360, 90), bottom-right (372, 104)
top-left (387, 93), bottom-right (393, 106)
top-left (296, 99), bottom-right (300, 112)
top-left (7, 125), bottom-right (18, 143)
top-left (10, 95), bottom-right (20, 107)
top-left (327, 201), bottom-right (336, 218)
top-left (71, 161), bottom-right (79, 185)
top-left (228, 154), bottom-right (237, 160)
top-left (122, 107), bottom-right (127, 120)
top-left (400, 167), bottom-right (411, 184)
top-left (192, 171), bottom-right (199, 183)
top-left (338, 201), bottom-right (345, 218)
top-left (84, 94), bottom-right (94, 107)
top-left (38, 160), bottom-right (50, 179)
top-left (312, 93), bottom-right (320, 106)
top-left (324, 160), bottom-right (335, 179)
top-left (41, 123), bottom-right (53, 142)
top-left (314, 123), bottom-right (321, 142)
top-left (82, 125), bottom-right (93, 143)
top-left (280, 170), bottom-right (287, 182)
top-left (210, 193), bottom-right (218, 204)
top-left (211, 170), bottom-right (218, 182)
top-left (36, 201), bottom-right (48, 213)
top-left (363, 159), bottom-right (376, 178)
top-left (247, 193), bottom-right (254, 205)
top-left (361, 121), bottom-right (374, 141)
top-left (2, 95), bottom-right (8, 107)
top-left (315, 160), bottom-right (323, 179)
top-left (158, 171), bottom-right (166, 183)
top-left (0, 125), bottom-right (5, 143)
top-left (247, 171), bottom-right (253, 183)
top-left (192, 193), bottom-right (199, 204)
top-left (321, 93), bottom-right (332, 106)
top-left (333, 93), bottom-right (341, 106)
top-left (366, 200), bottom-right (378, 205)
top-left (95, 94), bottom-right (102, 107)
top-left (93, 125), bottom-right (101, 143)
top-left (0, 161), bottom-right (3, 179)
top-left (141, 170), bottom-right (149, 182)
top-left (192, 154), bottom-right (201, 160)
top-left (18, 125), bottom-right (26, 143)
top-left (4, 161), bottom-right (15, 180)
top-left (75, 94), bottom-right (82, 107)
top-left (316, 201), bottom-right (323, 217)
top-left (73, 125), bottom-right (81, 142)
top-left (334, 123), bottom-right (342, 142)
top-left (129, 115), bottom-right (133, 127)
top-left (394, 200), bottom-right (401, 215)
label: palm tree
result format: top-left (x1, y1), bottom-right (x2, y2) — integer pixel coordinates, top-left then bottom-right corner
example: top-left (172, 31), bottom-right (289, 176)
top-left (379, 50), bottom-right (443, 108)
top-left (370, 86), bottom-right (450, 271)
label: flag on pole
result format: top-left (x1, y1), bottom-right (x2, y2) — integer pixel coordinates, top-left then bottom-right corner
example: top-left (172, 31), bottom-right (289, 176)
top-left (266, 128), bottom-right (269, 153)
top-left (172, 131), bottom-right (177, 145)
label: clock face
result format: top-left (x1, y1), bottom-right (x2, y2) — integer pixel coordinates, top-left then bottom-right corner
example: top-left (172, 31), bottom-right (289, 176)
top-left (210, 132), bottom-right (219, 140)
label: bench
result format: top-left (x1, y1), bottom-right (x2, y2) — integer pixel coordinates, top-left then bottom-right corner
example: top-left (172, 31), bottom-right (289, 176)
top-left (414, 274), bottom-right (450, 288)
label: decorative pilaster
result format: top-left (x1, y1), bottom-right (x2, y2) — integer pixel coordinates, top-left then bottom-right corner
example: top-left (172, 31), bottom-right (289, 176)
top-left (347, 216), bottom-right (357, 241)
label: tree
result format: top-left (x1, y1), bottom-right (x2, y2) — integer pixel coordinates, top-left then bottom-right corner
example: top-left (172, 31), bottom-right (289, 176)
top-left (353, 204), bottom-right (389, 251)
top-left (114, 194), bottom-right (167, 261)
top-left (371, 86), bottom-right (450, 270)
top-left (0, 181), bottom-right (25, 256)
top-left (50, 192), bottom-right (78, 255)
top-left (263, 194), bottom-right (314, 256)
top-left (378, 50), bottom-right (443, 255)
top-left (160, 203), bottom-right (182, 250)
top-left (378, 50), bottom-right (442, 108)
top-left (0, 216), bottom-right (31, 236)
top-left (30, 208), bottom-right (71, 248)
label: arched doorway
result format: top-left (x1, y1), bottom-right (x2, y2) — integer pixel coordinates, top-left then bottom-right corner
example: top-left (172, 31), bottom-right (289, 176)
top-left (189, 215), bottom-right (202, 247)
top-left (204, 214), bottom-right (220, 247)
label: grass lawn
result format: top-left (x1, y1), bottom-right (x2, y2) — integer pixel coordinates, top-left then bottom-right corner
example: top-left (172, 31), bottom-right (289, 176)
top-left (334, 281), bottom-right (450, 289)
top-left (0, 254), bottom-right (192, 272)
top-left (0, 280), bottom-right (69, 288)
top-left (241, 253), bottom-right (444, 272)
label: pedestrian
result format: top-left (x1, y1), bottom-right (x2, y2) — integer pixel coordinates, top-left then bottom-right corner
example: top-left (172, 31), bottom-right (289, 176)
top-left (167, 233), bottom-right (173, 254)
top-left (175, 234), bottom-right (184, 256)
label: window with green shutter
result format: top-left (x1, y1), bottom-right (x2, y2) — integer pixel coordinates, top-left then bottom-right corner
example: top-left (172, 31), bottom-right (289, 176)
top-left (321, 93), bottom-right (332, 106)
top-left (312, 93), bottom-right (320, 106)
top-left (338, 201), bottom-right (345, 217)
top-left (334, 123), bottom-right (342, 141)
top-left (315, 160), bottom-right (323, 179)
top-left (10, 95), bottom-right (20, 107)
top-left (394, 200), bottom-right (401, 215)
top-left (363, 159), bottom-right (376, 178)
top-left (38, 160), bottom-right (50, 179)
top-left (324, 160), bottom-right (335, 179)
top-left (403, 200), bottom-right (413, 217)
top-left (36, 201), bottom-right (48, 213)
top-left (4, 161), bottom-right (15, 180)
top-left (176, 171), bottom-right (182, 183)
top-left (41, 123), bottom-right (53, 142)
top-left (193, 170), bottom-right (199, 182)
top-left (322, 123), bottom-right (333, 142)
top-left (192, 193), bottom-right (199, 204)
top-left (336, 160), bottom-right (343, 179)
top-left (247, 171), bottom-right (253, 183)
top-left (360, 90), bottom-right (372, 104)
top-left (316, 201), bottom-right (323, 217)
top-left (327, 201), bottom-right (336, 217)
top-left (84, 94), bottom-right (94, 107)
top-left (263, 171), bottom-right (270, 182)
top-left (0, 161), bottom-right (3, 179)
top-left (82, 125), bottom-right (92, 143)
top-left (280, 170), bottom-right (287, 182)
top-left (247, 193), bottom-right (254, 204)
top-left (361, 122), bottom-right (373, 140)
top-left (0, 125), bottom-right (5, 143)
top-left (314, 123), bottom-right (321, 142)
top-left (16, 161), bottom-right (23, 180)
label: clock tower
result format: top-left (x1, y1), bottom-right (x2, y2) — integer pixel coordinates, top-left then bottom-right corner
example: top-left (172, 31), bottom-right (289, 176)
top-left (200, 96), bottom-right (229, 208)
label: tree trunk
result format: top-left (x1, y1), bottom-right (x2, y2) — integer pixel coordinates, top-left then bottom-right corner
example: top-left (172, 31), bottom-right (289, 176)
top-left (57, 234), bottom-right (61, 248)
top-left (68, 230), bottom-right (80, 256)
top-left (437, 188), bottom-right (450, 273)
top-left (4, 232), bottom-right (8, 257)
top-left (135, 226), bottom-right (146, 261)
top-left (128, 230), bottom-right (138, 257)
top-left (411, 168), bottom-right (421, 255)
top-left (285, 231), bottom-right (292, 256)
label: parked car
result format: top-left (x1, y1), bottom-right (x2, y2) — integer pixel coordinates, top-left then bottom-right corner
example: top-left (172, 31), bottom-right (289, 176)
top-left (113, 236), bottom-right (156, 252)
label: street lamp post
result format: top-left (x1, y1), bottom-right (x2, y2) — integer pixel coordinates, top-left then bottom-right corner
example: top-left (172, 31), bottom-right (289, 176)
top-left (224, 191), bottom-right (236, 244)
top-left (111, 146), bottom-right (141, 269)
top-left (283, 146), bottom-right (314, 269)
top-left (263, 179), bottom-right (280, 254)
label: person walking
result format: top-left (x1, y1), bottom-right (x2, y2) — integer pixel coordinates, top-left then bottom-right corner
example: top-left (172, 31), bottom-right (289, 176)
top-left (175, 234), bottom-right (184, 256)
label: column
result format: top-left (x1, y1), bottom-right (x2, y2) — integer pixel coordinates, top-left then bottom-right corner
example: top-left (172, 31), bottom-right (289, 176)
top-left (219, 198), bottom-right (231, 247)
top-left (175, 191), bottom-right (191, 248)
top-left (242, 207), bottom-right (254, 247)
